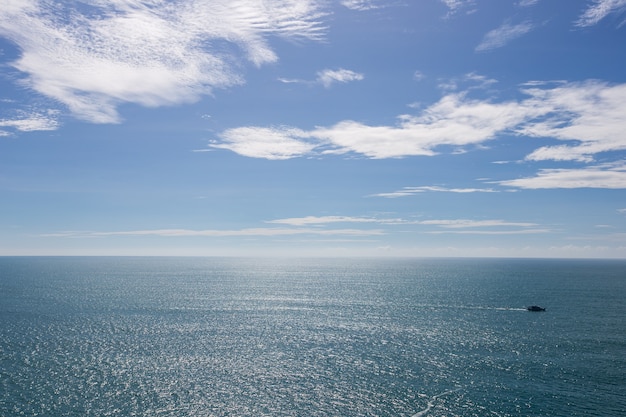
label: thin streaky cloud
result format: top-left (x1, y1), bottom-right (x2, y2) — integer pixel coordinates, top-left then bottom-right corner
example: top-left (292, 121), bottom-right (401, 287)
top-left (267, 215), bottom-right (410, 226)
top-left (42, 217), bottom-right (542, 239)
top-left (497, 163), bottom-right (626, 189)
top-left (426, 229), bottom-right (550, 235)
top-left (463, 72), bottom-right (498, 89)
top-left (277, 68), bottom-right (364, 87)
top-left (372, 186), bottom-right (497, 198)
top-left (277, 77), bottom-right (306, 84)
top-left (420, 218), bottom-right (549, 234)
top-left (576, 0), bottom-right (626, 27)
top-left (418, 219), bottom-right (539, 228)
top-left (316, 68), bottom-right (364, 88)
top-left (268, 215), bottom-right (381, 225)
top-left (438, 72), bottom-right (498, 92)
top-left (476, 21), bottom-right (534, 52)
top-left (267, 216), bottom-right (541, 230)
top-left (42, 227), bottom-right (385, 238)
top-left (410, 186), bottom-right (496, 193)
top-left (341, 0), bottom-right (383, 11)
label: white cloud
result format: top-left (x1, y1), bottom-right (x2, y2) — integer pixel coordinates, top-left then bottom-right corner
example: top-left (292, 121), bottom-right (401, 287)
top-left (43, 227), bottom-right (385, 238)
top-left (426, 228), bottom-right (550, 235)
top-left (212, 80), bottom-right (626, 165)
top-left (413, 71), bottom-right (425, 81)
top-left (277, 77), bottom-right (306, 84)
top-left (463, 72), bottom-right (498, 89)
top-left (45, 216), bottom-right (545, 239)
top-left (519, 81), bottom-right (626, 161)
top-left (0, 110), bottom-right (59, 133)
top-left (211, 126), bottom-right (317, 160)
top-left (340, 0), bottom-right (382, 11)
top-left (436, 72), bottom-right (498, 92)
top-left (440, 0), bottom-right (476, 16)
top-left (418, 219), bottom-right (539, 228)
top-left (277, 68), bottom-right (364, 88)
top-left (576, 0), bottom-right (626, 27)
top-left (497, 162), bottom-right (626, 189)
top-left (265, 216), bottom-right (544, 234)
top-left (416, 219), bottom-right (549, 235)
top-left (381, 216), bottom-right (546, 233)
top-left (524, 145), bottom-right (595, 163)
top-left (299, 91), bottom-right (534, 158)
top-left (372, 185), bottom-right (497, 198)
top-left (476, 21), bottom-right (534, 52)
top-left (316, 68), bottom-right (364, 88)
top-left (0, 0), bottom-right (326, 123)
top-left (268, 215), bottom-right (382, 225)
top-left (267, 215), bottom-right (411, 226)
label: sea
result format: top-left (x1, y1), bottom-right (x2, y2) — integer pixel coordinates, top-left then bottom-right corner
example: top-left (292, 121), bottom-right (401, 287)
top-left (0, 257), bottom-right (624, 417)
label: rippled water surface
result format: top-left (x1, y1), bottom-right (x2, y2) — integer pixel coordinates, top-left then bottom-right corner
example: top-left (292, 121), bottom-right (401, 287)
top-left (1, 257), bottom-right (625, 416)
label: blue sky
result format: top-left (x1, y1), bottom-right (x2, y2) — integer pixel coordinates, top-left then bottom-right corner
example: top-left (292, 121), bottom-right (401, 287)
top-left (1, 0), bottom-right (626, 257)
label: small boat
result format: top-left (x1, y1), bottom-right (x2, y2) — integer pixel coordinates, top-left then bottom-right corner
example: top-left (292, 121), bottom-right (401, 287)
top-left (527, 305), bottom-right (545, 312)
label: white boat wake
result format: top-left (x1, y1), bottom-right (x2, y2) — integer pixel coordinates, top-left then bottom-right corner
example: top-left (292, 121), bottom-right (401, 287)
top-left (411, 388), bottom-right (461, 417)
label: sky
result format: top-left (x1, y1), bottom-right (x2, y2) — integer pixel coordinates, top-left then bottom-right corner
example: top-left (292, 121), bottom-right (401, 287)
top-left (1, 0), bottom-right (626, 258)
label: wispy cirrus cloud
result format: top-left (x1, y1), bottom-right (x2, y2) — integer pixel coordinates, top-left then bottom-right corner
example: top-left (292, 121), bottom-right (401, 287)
top-left (267, 215), bottom-right (405, 226)
top-left (268, 215), bottom-right (377, 225)
top-left (371, 186), bottom-right (498, 198)
top-left (43, 215), bottom-right (546, 240)
top-left (419, 219), bottom-right (539, 228)
top-left (340, 0), bottom-right (384, 11)
top-left (497, 162), bottom-right (626, 189)
top-left (278, 68), bottom-right (364, 88)
top-left (316, 68), bottom-right (364, 88)
top-left (440, 0), bottom-right (476, 16)
top-left (437, 72), bottom-right (498, 92)
top-left (266, 216), bottom-right (542, 235)
top-left (0, 109), bottom-right (59, 135)
top-left (0, 0), bottom-right (326, 123)
top-left (576, 0), bottom-right (626, 27)
top-left (476, 21), bottom-right (534, 52)
top-left (43, 227), bottom-right (384, 238)
top-left (416, 219), bottom-right (549, 235)
top-left (426, 228), bottom-right (550, 235)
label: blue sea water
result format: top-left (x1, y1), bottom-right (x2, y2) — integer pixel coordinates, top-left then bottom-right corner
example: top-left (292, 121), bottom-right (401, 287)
top-left (0, 257), bottom-right (624, 417)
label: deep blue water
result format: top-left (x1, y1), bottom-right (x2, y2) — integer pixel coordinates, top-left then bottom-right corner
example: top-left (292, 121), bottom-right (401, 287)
top-left (0, 257), bottom-right (624, 416)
